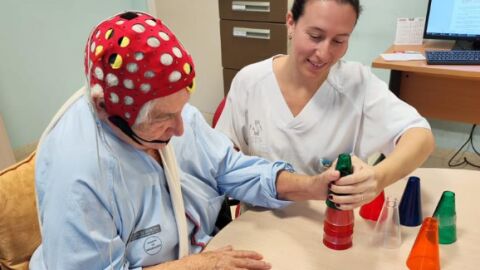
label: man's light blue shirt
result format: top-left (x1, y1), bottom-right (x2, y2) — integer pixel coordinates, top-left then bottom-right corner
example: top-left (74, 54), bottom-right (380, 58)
top-left (30, 96), bottom-right (291, 269)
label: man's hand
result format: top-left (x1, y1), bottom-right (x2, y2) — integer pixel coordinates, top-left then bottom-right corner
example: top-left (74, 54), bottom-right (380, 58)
top-left (276, 168), bottom-right (340, 201)
top-left (147, 245), bottom-right (271, 270)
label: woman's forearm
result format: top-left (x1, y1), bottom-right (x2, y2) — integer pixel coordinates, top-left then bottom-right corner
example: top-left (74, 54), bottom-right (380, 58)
top-left (374, 127), bottom-right (435, 189)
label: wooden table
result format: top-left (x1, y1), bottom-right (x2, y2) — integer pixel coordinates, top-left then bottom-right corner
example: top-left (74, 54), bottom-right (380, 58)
top-left (372, 41), bottom-right (480, 124)
top-left (207, 168), bottom-right (480, 270)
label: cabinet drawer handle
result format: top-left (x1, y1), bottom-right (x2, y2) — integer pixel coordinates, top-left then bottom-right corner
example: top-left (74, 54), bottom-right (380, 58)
top-left (231, 1), bottom-right (270, 13)
top-left (233, 27), bottom-right (271, 40)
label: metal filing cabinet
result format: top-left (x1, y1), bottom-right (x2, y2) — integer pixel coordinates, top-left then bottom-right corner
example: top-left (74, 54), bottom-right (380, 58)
top-left (219, 0), bottom-right (291, 95)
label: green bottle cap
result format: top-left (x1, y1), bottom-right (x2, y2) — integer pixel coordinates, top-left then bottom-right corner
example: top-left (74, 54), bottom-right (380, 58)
top-left (336, 153), bottom-right (353, 177)
top-left (326, 153), bottom-right (353, 209)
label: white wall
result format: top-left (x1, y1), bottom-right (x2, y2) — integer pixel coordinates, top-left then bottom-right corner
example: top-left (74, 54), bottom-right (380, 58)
top-left (1, 0), bottom-right (478, 153)
top-left (345, 0), bottom-right (427, 81)
top-left (0, 0), bottom-right (147, 149)
top-left (149, 0), bottom-right (223, 123)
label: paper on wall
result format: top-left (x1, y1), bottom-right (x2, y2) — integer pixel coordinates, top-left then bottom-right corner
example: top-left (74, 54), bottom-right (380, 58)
top-left (394, 17), bottom-right (425, 45)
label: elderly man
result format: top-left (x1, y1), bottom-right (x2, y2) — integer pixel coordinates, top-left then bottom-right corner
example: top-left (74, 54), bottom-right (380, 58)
top-left (30, 11), bottom-right (339, 270)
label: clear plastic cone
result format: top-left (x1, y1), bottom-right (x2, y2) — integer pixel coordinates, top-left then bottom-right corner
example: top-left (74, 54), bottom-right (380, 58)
top-left (371, 197), bottom-right (401, 249)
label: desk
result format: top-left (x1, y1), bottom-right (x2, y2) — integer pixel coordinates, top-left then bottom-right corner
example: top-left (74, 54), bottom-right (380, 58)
top-left (372, 41), bottom-right (480, 124)
top-left (207, 168), bottom-right (480, 270)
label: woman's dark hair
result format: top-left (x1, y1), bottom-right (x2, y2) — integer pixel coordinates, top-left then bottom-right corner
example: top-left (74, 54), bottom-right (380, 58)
top-left (291, 0), bottom-right (362, 22)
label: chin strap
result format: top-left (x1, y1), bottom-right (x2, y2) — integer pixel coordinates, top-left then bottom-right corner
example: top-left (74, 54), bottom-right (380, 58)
top-left (108, 115), bottom-right (170, 145)
top-left (159, 144), bottom-right (189, 258)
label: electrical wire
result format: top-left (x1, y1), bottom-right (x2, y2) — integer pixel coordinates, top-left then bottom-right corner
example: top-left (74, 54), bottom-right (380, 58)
top-left (448, 124), bottom-right (480, 169)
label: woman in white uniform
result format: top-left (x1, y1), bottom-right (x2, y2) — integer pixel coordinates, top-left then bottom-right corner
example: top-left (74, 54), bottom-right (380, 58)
top-left (216, 0), bottom-right (435, 209)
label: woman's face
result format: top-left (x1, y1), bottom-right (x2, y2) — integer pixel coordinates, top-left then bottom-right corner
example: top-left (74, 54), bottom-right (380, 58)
top-left (287, 0), bottom-right (357, 79)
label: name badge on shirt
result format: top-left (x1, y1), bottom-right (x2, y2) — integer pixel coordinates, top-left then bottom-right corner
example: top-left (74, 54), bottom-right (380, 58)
top-left (128, 224), bottom-right (162, 242)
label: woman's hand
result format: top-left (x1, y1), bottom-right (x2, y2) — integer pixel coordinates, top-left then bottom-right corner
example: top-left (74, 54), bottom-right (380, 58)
top-left (148, 245), bottom-right (271, 270)
top-left (329, 156), bottom-right (383, 210)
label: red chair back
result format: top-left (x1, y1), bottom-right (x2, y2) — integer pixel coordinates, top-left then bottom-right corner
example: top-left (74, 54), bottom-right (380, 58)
top-left (212, 97), bottom-right (226, 128)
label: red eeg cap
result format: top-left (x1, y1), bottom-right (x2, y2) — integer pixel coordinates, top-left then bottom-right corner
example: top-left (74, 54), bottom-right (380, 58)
top-left (84, 11), bottom-right (195, 126)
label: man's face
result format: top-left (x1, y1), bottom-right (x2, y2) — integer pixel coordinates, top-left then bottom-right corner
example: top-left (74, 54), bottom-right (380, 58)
top-left (287, 0), bottom-right (356, 79)
top-left (131, 89), bottom-right (190, 149)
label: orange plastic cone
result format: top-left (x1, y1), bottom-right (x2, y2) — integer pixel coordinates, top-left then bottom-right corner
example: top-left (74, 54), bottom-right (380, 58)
top-left (406, 217), bottom-right (440, 270)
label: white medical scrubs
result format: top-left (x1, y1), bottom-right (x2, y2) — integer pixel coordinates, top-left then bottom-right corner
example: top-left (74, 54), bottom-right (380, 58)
top-left (216, 56), bottom-right (431, 175)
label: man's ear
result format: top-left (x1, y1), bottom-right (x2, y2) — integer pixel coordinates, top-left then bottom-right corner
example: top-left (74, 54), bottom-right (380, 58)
top-left (92, 96), bottom-right (108, 119)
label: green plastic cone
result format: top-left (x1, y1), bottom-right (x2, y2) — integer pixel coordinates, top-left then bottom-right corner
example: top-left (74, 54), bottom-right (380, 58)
top-left (433, 191), bottom-right (456, 244)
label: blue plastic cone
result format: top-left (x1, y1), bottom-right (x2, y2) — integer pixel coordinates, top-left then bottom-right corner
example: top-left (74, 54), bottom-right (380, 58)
top-left (399, 176), bottom-right (422, 226)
